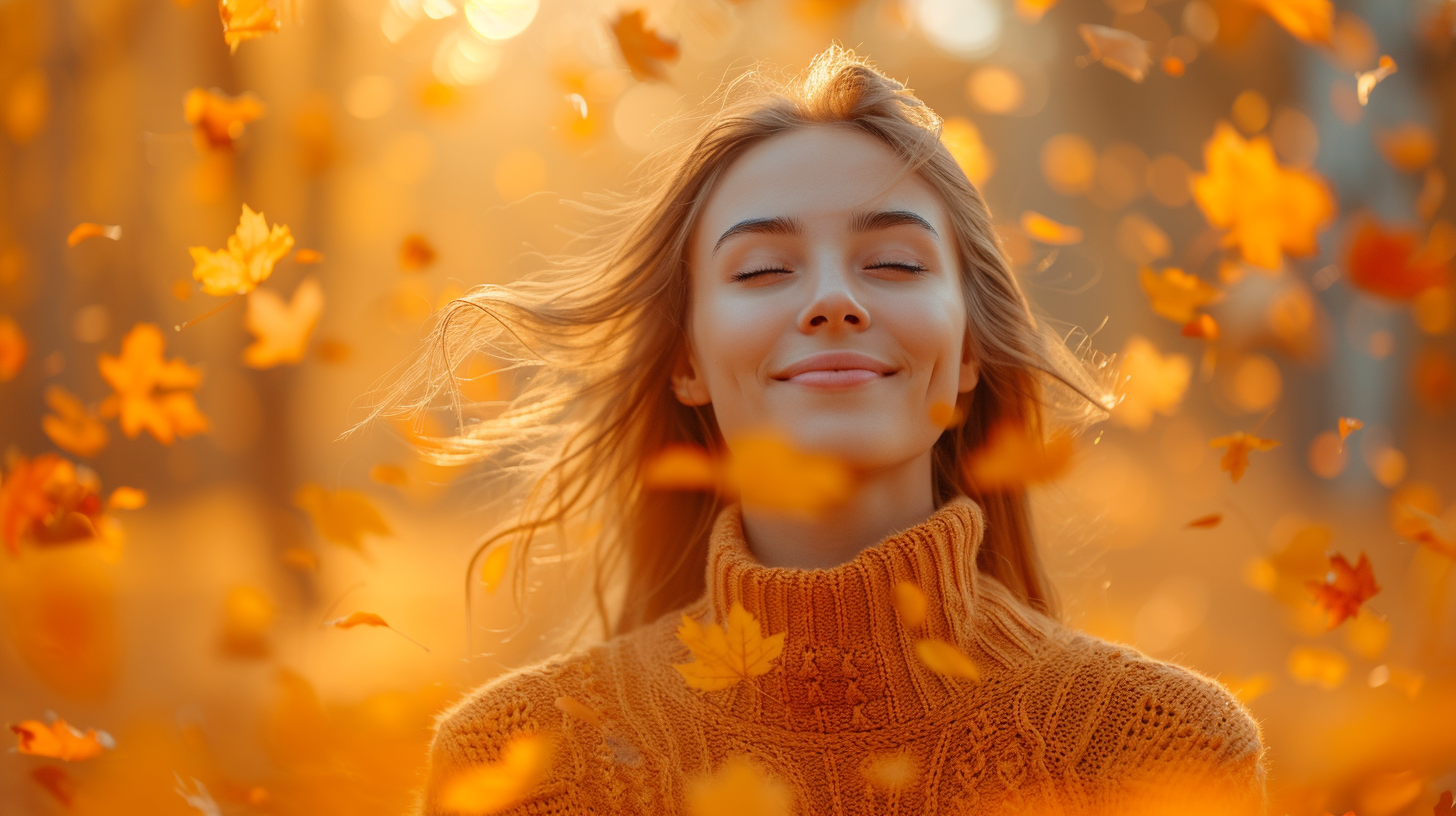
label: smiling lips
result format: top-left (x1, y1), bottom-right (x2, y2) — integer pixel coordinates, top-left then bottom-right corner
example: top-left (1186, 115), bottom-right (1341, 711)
top-left (774, 351), bottom-right (897, 388)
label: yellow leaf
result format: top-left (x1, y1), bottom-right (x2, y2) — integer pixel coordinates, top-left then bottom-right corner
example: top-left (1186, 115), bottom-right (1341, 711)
top-left (914, 639), bottom-right (981, 681)
top-left (183, 88), bottom-right (265, 150)
top-left (97, 324), bottom-right (208, 445)
top-left (440, 732), bottom-right (553, 815)
top-left (480, 544), bottom-right (510, 593)
top-left (243, 277), bottom-right (323, 368)
top-left (65, 223), bottom-right (121, 247)
top-left (219, 0), bottom-right (281, 54)
top-left (642, 444), bottom-right (716, 491)
top-left (189, 204), bottom-right (294, 297)
top-left (1020, 211), bottom-right (1084, 245)
top-left (41, 385), bottom-right (109, 457)
top-left (106, 487), bottom-right (146, 510)
top-left (723, 433), bottom-right (853, 517)
top-left (686, 756), bottom-right (793, 816)
top-left (964, 420), bottom-right (1076, 491)
top-left (892, 581), bottom-right (927, 628)
top-left (1209, 431), bottom-right (1281, 483)
top-left (673, 602), bottom-right (785, 692)
top-left (1111, 335), bottom-right (1191, 430)
top-left (325, 610), bottom-right (429, 650)
top-left (1139, 267), bottom-right (1224, 324)
top-left (294, 483), bottom-right (391, 552)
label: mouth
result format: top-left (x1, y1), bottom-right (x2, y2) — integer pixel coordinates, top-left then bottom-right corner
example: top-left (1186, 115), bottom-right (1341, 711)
top-left (773, 351), bottom-right (897, 388)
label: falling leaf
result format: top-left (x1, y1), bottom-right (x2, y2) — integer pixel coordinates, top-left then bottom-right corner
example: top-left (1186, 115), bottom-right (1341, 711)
top-left (243, 277), bottom-right (323, 368)
top-left (0, 316), bottom-right (25, 381)
top-left (892, 580), bottom-right (927, 628)
top-left (686, 756), bottom-right (793, 816)
top-left (10, 719), bottom-right (113, 761)
top-left (1218, 672), bottom-right (1274, 704)
top-left (1077, 25), bottom-right (1151, 82)
top-left (316, 337), bottom-right (352, 363)
top-left (861, 750), bottom-right (918, 793)
top-left (610, 10), bottom-right (680, 82)
top-left (941, 117), bottom-right (993, 188)
top-left (1287, 644), bottom-right (1347, 689)
top-left (1020, 211), bottom-right (1084, 245)
top-left (1014, 0), bottom-right (1058, 22)
top-left (673, 601), bottom-right (785, 692)
top-left (66, 223), bottom-right (122, 247)
top-left (723, 434), bottom-right (853, 517)
top-left (1140, 266), bottom-right (1224, 324)
top-left (928, 400), bottom-right (964, 428)
top-left (1186, 513), bottom-right (1223, 529)
top-left (221, 585), bottom-right (275, 658)
top-left (1210, 431), bottom-right (1281, 483)
top-left (439, 732), bottom-right (554, 815)
top-left (281, 547), bottom-right (319, 572)
top-left (1112, 336), bottom-right (1192, 429)
top-left (1237, 0), bottom-right (1333, 44)
top-left (1356, 55), bottom-right (1398, 106)
top-left (1376, 123), bottom-right (1438, 173)
top-left (189, 204), bottom-right (295, 297)
top-left (184, 88), bottom-right (265, 151)
top-left (294, 483), bottom-right (391, 552)
top-left (1193, 121), bottom-right (1336, 269)
top-left (294, 248), bottom-right (323, 264)
top-left (0, 452), bottom-right (108, 554)
top-left (41, 385), bottom-right (109, 457)
top-left (1181, 314), bottom-right (1220, 341)
top-left (325, 611), bottom-right (429, 650)
top-left (369, 464), bottom-right (409, 486)
top-left (107, 486), bottom-right (146, 510)
top-left (914, 639), bottom-right (981, 680)
top-left (964, 420), bottom-right (1076, 491)
top-left (553, 696), bottom-right (603, 727)
top-left (399, 234), bottom-right (436, 272)
top-left (219, 0), bottom-right (281, 54)
top-left (480, 544), bottom-right (510, 593)
top-left (1346, 217), bottom-right (1451, 301)
top-left (1306, 552), bottom-right (1380, 629)
top-left (97, 323), bottom-right (208, 445)
top-left (643, 444), bottom-right (716, 491)
top-left (1338, 417), bottom-right (1363, 441)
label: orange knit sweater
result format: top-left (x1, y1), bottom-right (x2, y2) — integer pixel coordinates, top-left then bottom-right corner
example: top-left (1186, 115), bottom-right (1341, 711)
top-left (417, 498), bottom-right (1267, 815)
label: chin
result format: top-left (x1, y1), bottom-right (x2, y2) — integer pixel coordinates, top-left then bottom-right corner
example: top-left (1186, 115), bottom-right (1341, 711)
top-left (781, 413), bottom-right (925, 470)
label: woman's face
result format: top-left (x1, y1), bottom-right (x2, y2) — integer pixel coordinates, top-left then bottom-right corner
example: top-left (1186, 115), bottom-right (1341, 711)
top-left (679, 124), bottom-right (978, 473)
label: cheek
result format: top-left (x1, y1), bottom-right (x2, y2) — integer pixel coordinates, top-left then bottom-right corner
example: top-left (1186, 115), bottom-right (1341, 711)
top-left (689, 288), bottom-right (787, 387)
top-left (882, 290), bottom-right (966, 379)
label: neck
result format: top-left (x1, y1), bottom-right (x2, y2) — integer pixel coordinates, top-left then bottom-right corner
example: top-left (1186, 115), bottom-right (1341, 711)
top-left (740, 450), bottom-right (937, 569)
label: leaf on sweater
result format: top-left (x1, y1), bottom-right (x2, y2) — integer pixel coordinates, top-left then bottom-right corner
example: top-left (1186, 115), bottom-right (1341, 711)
top-left (892, 580), bottom-right (927, 628)
top-left (219, 0), bottom-right (281, 54)
top-left (963, 420), bottom-right (1075, 491)
top-left (1337, 416), bottom-right (1364, 441)
top-left (610, 10), bottom-right (679, 82)
top-left (42, 385), bottom-right (109, 457)
top-left (294, 484), bottom-right (391, 553)
top-left (1111, 336), bottom-right (1191, 430)
top-left (0, 316), bottom-right (26, 382)
top-left (439, 732), bottom-right (554, 815)
top-left (861, 750), bottom-right (918, 793)
top-left (1077, 25), bottom-right (1151, 82)
top-left (1020, 211), bottom-right (1083, 245)
top-left (1305, 552), bottom-right (1380, 629)
top-left (66, 223), bottom-right (122, 247)
top-left (324, 611), bottom-right (429, 651)
top-left (243, 277), bottom-right (323, 368)
top-left (914, 639), bottom-right (981, 681)
top-left (98, 323), bottom-right (209, 445)
top-left (189, 204), bottom-right (295, 297)
top-left (1209, 431), bottom-right (1280, 483)
top-left (1140, 266), bottom-right (1224, 324)
top-left (686, 755), bottom-right (793, 816)
top-left (10, 719), bottom-right (113, 761)
top-left (673, 602), bottom-right (785, 692)
top-left (184, 88), bottom-right (265, 151)
top-left (1287, 644), bottom-right (1347, 689)
top-left (1193, 121), bottom-right (1336, 269)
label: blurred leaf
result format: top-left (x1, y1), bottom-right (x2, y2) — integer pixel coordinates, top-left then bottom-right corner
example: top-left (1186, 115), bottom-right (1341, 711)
top-left (219, 0), bottom-right (281, 54)
top-left (1346, 217), bottom-right (1451, 301)
top-left (294, 483), bottom-right (392, 552)
top-left (10, 719), bottom-right (112, 761)
top-left (892, 580), bottom-right (927, 628)
top-left (1077, 25), bottom-right (1151, 82)
top-left (964, 420), bottom-right (1075, 491)
top-left (399, 233), bottom-right (436, 272)
top-left (0, 538), bottom-right (120, 698)
top-left (42, 385), bottom-right (109, 458)
top-left (1356, 55), bottom-right (1397, 106)
top-left (324, 611), bottom-right (428, 650)
top-left (221, 585), bottom-right (274, 659)
top-left (184, 88), bottom-right (264, 151)
top-left (243, 277), bottom-right (323, 369)
top-left (1305, 552), bottom-right (1380, 629)
top-left (1376, 123), bottom-right (1437, 173)
top-left (1209, 431), bottom-right (1280, 483)
top-left (0, 315), bottom-right (25, 381)
top-left (66, 223), bottom-right (121, 247)
top-left (1287, 644), bottom-right (1347, 689)
top-left (914, 639), bottom-right (981, 681)
top-left (190, 204), bottom-right (294, 297)
top-left (1140, 266), bottom-right (1224, 324)
top-left (1111, 336), bottom-right (1191, 430)
top-left (1186, 513), bottom-right (1223, 529)
top-left (0, 451), bottom-right (107, 554)
top-left (1237, 0), bottom-right (1333, 44)
top-left (98, 323), bottom-right (208, 445)
top-left (439, 732), bottom-right (554, 815)
top-left (610, 10), bottom-right (679, 82)
top-left (1020, 211), bottom-right (1083, 245)
top-left (686, 755), bottom-right (793, 816)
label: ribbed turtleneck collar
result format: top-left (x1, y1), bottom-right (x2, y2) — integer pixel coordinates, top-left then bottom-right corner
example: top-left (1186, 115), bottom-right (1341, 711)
top-left (682, 496), bottom-right (1053, 733)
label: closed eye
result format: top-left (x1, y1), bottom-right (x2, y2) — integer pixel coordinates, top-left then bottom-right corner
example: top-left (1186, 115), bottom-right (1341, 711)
top-left (731, 266), bottom-right (792, 282)
top-left (866, 261), bottom-right (928, 274)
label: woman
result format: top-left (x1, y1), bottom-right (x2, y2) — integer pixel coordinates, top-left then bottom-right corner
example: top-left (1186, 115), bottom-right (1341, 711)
top-left (384, 46), bottom-right (1266, 815)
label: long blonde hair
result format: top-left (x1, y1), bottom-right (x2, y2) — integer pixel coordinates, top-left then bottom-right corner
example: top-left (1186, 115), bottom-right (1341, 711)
top-left (364, 46), bottom-right (1112, 642)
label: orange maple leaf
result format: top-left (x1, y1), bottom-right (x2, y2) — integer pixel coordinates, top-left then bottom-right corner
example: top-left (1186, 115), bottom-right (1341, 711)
top-left (97, 323), bottom-right (208, 445)
top-left (1305, 552), bottom-right (1380, 629)
top-left (10, 720), bottom-right (112, 761)
top-left (673, 602), bottom-right (785, 692)
top-left (1140, 266), bottom-right (1224, 324)
top-left (0, 315), bottom-right (25, 381)
top-left (1337, 417), bottom-right (1363, 441)
top-left (610, 10), bottom-right (679, 82)
top-left (219, 0), bottom-right (281, 54)
top-left (1346, 217), bottom-right (1451, 301)
top-left (41, 385), bottom-right (109, 458)
top-left (184, 87), bottom-right (265, 150)
top-left (190, 204), bottom-right (294, 296)
top-left (0, 452), bottom-right (107, 555)
top-left (963, 420), bottom-right (1076, 491)
top-left (243, 277), bottom-right (323, 368)
top-left (1209, 431), bottom-right (1280, 483)
top-left (1192, 121), bottom-right (1336, 269)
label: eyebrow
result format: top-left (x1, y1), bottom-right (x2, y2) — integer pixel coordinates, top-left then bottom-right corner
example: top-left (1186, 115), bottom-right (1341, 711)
top-left (711, 209), bottom-right (939, 255)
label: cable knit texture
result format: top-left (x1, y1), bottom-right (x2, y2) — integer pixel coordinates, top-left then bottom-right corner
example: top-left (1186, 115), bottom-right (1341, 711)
top-left (417, 498), bottom-right (1267, 815)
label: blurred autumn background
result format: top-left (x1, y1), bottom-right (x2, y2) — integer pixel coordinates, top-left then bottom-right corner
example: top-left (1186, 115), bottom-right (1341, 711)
top-left (2, 0), bottom-right (1456, 813)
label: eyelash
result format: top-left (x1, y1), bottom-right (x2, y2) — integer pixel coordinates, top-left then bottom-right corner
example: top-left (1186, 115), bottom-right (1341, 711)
top-left (731, 261), bottom-right (928, 281)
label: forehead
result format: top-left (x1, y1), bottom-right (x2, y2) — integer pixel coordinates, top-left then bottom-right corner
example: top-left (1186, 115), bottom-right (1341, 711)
top-left (693, 125), bottom-right (950, 244)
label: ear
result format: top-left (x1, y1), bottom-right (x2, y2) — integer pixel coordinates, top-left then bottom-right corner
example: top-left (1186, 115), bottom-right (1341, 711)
top-left (958, 332), bottom-right (980, 394)
top-left (671, 345), bottom-right (712, 406)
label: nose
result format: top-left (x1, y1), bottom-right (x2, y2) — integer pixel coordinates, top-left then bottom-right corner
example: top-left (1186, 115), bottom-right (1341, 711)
top-left (797, 269), bottom-right (870, 333)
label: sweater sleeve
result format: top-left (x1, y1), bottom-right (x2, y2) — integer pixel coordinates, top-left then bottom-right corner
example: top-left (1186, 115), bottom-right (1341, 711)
top-left (1078, 654), bottom-right (1269, 816)
top-left (413, 667), bottom-right (584, 816)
